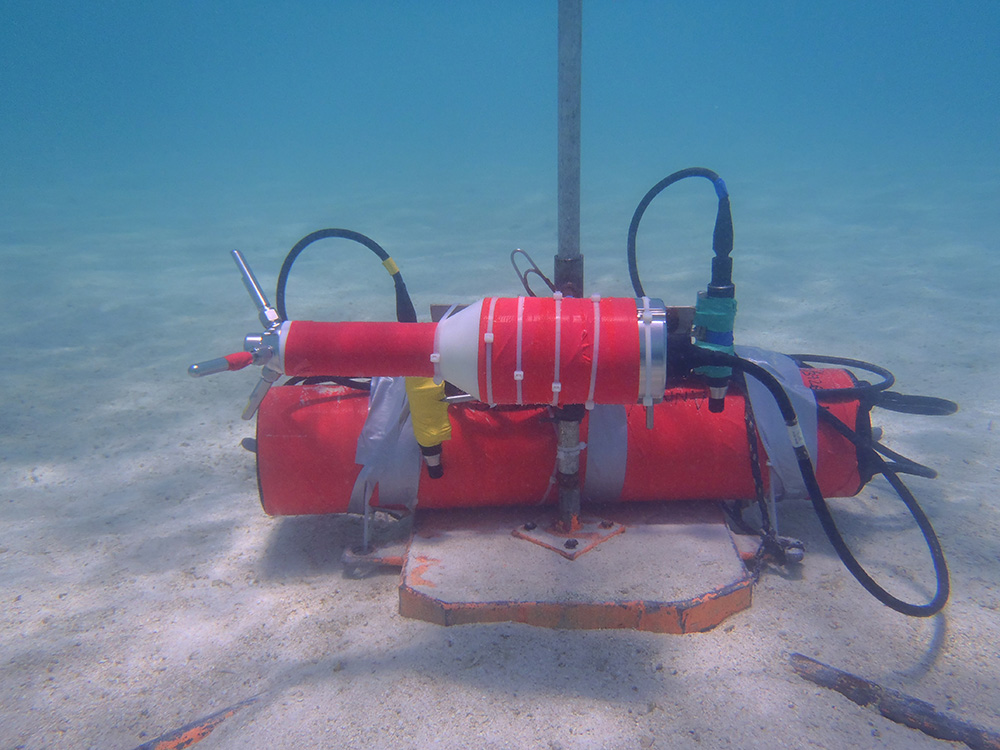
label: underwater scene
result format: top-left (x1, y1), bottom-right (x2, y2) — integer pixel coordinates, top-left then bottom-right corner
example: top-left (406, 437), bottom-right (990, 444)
top-left (2, 2), bottom-right (998, 748)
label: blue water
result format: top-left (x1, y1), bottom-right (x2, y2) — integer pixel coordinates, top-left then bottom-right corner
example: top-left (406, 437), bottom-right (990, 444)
top-left (3, 0), bottom-right (999, 482)
top-left (3, 1), bottom-right (997, 236)
top-left (3, 4), bottom-right (1000, 748)
top-left (3, 0), bottom-right (998, 402)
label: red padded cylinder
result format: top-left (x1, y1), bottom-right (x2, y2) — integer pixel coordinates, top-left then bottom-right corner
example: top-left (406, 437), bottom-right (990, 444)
top-left (255, 368), bottom-right (865, 515)
top-left (283, 321), bottom-right (436, 377)
top-left (479, 296), bottom-right (640, 405)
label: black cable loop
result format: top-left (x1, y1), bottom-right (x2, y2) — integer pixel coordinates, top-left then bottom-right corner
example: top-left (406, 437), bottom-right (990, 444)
top-left (694, 349), bottom-right (949, 617)
top-left (789, 354), bottom-right (895, 398)
top-left (627, 167), bottom-right (732, 298)
top-left (275, 228), bottom-right (416, 323)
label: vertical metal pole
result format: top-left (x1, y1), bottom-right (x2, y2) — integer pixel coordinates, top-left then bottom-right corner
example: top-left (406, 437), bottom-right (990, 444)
top-left (555, 0), bottom-right (583, 297)
top-left (555, 408), bottom-right (584, 531)
top-left (555, 0), bottom-right (584, 532)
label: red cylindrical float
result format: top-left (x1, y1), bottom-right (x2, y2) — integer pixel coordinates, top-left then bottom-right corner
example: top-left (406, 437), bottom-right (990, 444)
top-left (255, 369), bottom-right (866, 515)
top-left (276, 297), bottom-right (660, 406)
top-left (480, 296), bottom-right (641, 406)
top-left (283, 320), bottom-right (436, 377)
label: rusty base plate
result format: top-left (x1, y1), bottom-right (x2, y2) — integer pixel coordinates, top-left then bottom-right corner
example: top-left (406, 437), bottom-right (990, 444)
top-left (512, 515), bottom-right (625, 560)
top-left (399, 501), bottom-right (752, 634)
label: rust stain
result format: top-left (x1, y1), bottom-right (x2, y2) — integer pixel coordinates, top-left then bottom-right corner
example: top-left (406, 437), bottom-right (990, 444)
top-left (406, 555), bottom-right (441, 588)
top-left (131, 696), bottom-right (258, 750)
top-left (398, 569), bottom-right (753, 634)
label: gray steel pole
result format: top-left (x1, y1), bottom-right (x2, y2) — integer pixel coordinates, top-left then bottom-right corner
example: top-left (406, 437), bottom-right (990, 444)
top-left (555, 0), bottom-right (584, 532)
top-left (555, 0), bottom-right (583, 297)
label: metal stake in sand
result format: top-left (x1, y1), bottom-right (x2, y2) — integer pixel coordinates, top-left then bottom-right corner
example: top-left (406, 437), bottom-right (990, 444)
top-left (554, 0), bottom-right (584, 532)
top-left (555, 0), bottom-right (582, 296)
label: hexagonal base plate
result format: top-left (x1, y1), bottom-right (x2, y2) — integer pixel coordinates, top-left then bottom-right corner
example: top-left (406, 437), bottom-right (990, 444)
top-left (399, 501), bottom-right (752, 634)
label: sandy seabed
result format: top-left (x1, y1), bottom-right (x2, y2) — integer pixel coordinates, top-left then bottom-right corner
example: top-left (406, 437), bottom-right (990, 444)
top-left (2, 174), bottom-right (999, 749)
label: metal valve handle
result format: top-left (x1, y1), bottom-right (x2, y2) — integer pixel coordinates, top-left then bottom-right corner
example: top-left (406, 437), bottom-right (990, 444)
top-left (187, 250), bottom-right (285, 419)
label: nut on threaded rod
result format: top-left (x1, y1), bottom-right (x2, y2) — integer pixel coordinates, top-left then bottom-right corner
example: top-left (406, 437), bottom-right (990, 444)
top-left (232, 249), bottom-right (281, 330)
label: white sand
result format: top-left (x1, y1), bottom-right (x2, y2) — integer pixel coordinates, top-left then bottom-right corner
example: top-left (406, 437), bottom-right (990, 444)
top-left (3, 173), bottom-right (999, 749)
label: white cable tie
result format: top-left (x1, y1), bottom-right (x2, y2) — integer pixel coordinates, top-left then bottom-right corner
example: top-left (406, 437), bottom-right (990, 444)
top-left (556, 441), bottom-right (587, 459)
top-left (788, 422), bottom-right (807, 449)
top-left (515, 296), bottom-right (525, 404)
top-left (431, 304), bottom-right (458, 385)
top-left (485, 297), bottom-right (499, 406)
top-left (552, 294), bottom-right (562, 407)
top-left (430, 351), bottom-right (442, 384)
top-left (587, 295), bottom-right (600, 407)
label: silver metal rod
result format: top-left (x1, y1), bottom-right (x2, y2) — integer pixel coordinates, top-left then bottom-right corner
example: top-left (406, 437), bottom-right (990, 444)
top-left (556, 418), bottom-right (582, 528)
top-left (555, 0), bottom-right (585, 530)
top-left (555, 0), bottom-right (583, 295)
top-left (231, 249), bottom-right (280, 329)
top-left (188, 357), bottom-right (231, 377)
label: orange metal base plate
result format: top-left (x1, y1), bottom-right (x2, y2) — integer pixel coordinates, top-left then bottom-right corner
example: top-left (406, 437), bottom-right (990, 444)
top-left (399, 501), bottom-right (752, 634)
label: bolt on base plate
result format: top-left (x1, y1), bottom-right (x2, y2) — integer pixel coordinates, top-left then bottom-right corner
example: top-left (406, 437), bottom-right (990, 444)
top-left (512, 515), bottom-right (625, 560)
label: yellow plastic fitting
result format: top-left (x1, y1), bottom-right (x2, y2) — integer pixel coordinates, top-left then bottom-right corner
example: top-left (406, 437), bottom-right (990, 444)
top-left (405, 376), bottom-right (451, 448)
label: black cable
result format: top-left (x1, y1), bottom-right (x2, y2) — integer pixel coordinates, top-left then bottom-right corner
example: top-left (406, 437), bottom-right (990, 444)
top-left (275, 228), bottom-right (417, 323)
top-left (789, 354), bottom-right (895, 398)
top-left (814, 404), bottom-right (938, 479)
top-left (792, 355), bottom-right (956, 415)
top-left (694, 348), bottom-right (949, 617)
top-left (875, 391), bottom-right (958, 416)
top-left (281, 376), bottom-right (372, 391)
top-left (740, 373), bottom-right (772, 536)
top-left (627, 167), bottom-right (733, 298)
top-left (792, 354), bottom-right (956, 476)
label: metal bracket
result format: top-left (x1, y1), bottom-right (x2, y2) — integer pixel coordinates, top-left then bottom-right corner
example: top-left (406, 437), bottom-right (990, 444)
top-left (512, 514), bottom-right (625, 560)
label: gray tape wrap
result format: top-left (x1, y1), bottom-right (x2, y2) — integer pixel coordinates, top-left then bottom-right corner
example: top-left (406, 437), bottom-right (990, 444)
top-left (735, 346), bottom-right (818, 500)
top-left (348, 377), bottom-right (421, 513)
top-left (582, 404), bottom-right (628, 501)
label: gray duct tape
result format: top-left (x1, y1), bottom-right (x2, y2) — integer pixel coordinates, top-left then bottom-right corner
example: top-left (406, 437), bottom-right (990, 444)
top-left (582, 404), bottom-right (628, 501)
top-left (735, 346), bottom-right (818, 500)
top-left (348, 377), bottom-right (422, 514)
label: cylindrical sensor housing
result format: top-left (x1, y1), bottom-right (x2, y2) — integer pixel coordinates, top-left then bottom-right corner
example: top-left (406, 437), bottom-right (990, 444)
top-left (274, 296), bottom-right (668, 407)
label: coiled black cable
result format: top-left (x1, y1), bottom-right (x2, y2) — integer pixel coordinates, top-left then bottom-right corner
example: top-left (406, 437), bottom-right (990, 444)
top-left (627, 167), bottom-right (734, 298)
top-left (275, 228), bottom-right (417, 323)
top-left (693, 348), bottom-right (950, 617)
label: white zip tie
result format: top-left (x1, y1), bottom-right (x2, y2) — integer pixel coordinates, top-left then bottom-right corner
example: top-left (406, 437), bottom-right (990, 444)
top-left (586, 294), bottom-right (601, 409)
top-left (430, 303), bottom-right (459, 384)
top-left (485, 297), bottom-right (499, 405)
top-left (552, 292), bottom-right (562, 406)
top-left (556, 440), bottom-right (587, 459)
top-left (515, 296), bottom-right (525, 404)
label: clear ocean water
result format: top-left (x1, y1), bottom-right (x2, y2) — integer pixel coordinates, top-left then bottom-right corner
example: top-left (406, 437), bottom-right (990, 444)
top-left (3, 2), bottom-right (997, 269)
top-left (2, 0), bottom-right (998, 507)
top-left (3, 0), bottom-right (998, 432)
top-left (2, 4), bottom-right (1000, 747)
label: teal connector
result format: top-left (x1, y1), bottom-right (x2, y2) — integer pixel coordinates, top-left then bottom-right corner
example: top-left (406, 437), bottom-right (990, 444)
top-left (693, 293), bottom-right (737, 379)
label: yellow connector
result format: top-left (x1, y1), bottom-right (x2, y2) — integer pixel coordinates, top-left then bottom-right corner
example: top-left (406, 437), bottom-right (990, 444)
top-left (405, 376), bottom-right (451, 448)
